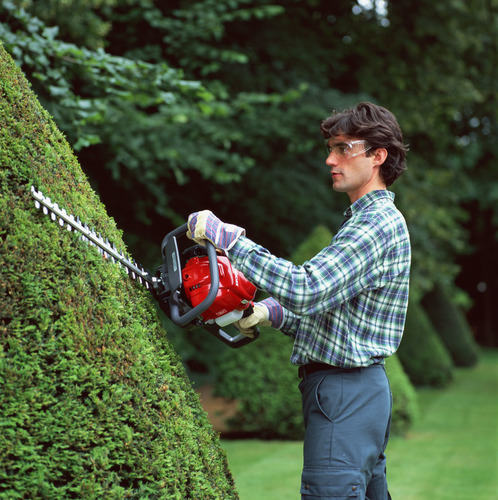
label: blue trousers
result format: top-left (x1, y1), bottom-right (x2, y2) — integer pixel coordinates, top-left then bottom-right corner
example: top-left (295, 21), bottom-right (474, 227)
top-left (299, 364), bottom-right (392, 499)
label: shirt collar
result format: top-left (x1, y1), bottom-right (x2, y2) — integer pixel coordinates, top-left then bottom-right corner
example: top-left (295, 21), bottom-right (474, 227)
top-left (343, 190), bottom-right (395, 218)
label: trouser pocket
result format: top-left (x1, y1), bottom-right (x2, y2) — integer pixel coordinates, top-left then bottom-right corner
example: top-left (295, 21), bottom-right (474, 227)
top-left (301, 466), bottom-right (364, 498)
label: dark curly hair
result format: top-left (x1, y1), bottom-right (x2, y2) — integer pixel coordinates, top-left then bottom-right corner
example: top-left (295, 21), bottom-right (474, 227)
top-left (320, 102), bottom-right (409, 186)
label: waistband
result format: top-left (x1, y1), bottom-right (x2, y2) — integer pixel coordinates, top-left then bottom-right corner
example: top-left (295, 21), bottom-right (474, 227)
top-left (298, 362), bottom-right (371, 379)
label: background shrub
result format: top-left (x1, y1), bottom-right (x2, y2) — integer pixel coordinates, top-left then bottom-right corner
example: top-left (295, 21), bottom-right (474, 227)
top-left (422, 283), bottom-right (479, 367)
top-left (384, 354), bottom-right (418, 436)
top-left (0, 43), bottom-right (237, 499)
top-left (214, 329), bottom-right (303, 440)
top-left (397, 297), bottom-right (454, 387)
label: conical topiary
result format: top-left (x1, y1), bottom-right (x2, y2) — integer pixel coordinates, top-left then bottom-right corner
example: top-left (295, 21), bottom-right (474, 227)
top-left (0, 42), bottom-right (238, 499)
top-left (421, 283), bottom-right (479, 367)
top-left (397, 296), bottom-right (454, 387)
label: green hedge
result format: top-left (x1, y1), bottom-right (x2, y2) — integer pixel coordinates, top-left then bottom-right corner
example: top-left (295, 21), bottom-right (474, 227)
top-left (214, 329), bottom-right (303, 439)
top-left (422, 283), bottom-right (479, 367)
top-left (0, 43), bottom-right (237, 499)
top-left (384, 354), bottom-right (418, 436)
top-left (289, 224), bottom-right (335, 264)
top-left (397, 297), bottom-right (454, 387)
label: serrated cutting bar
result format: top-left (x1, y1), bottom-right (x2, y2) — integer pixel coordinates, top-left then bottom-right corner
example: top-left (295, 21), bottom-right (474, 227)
top-left (31, 186), bottom-right (155, 290)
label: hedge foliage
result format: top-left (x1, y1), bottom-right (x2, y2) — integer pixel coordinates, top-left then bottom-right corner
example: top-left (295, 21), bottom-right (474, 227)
top-left (421, 283), bottom-right (479, 367)
top-left (384, 354), bottom-right (418, 436)
top-left (214, 225), bottom-right (418, 438)
top-left (397, 297), bottom-right (454, 387)
top-left (214, 330), bottom-right (303, 440)
top-left (0, 43), bottom-right (237, 499)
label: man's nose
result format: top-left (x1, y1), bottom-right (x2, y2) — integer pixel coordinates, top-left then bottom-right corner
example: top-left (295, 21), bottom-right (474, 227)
top-left (326, 151), bottom-right (338, 165)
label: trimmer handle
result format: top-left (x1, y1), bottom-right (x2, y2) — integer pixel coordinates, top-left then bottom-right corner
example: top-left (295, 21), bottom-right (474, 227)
top-left (206, 306), bottom-right (260, 348)
top-left (161, 223), bottom-right (219, 326)
top-left (209, 325), bottom-right (260, 348)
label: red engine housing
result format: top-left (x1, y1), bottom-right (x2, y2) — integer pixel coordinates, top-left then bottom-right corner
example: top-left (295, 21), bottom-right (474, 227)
top-left (182, 254), bottom-right (256, 321)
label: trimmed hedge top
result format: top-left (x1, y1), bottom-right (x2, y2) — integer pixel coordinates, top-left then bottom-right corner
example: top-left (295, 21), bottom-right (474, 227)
top-left (0, 43), bottom-right (237, 499)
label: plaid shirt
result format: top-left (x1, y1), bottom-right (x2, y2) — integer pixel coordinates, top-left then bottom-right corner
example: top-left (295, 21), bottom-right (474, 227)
top-left (229, 190), bottom-right (411, 368)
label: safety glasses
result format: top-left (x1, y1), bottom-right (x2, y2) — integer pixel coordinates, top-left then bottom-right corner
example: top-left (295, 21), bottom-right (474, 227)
top-left (325, 140), bottom-right (372, 159)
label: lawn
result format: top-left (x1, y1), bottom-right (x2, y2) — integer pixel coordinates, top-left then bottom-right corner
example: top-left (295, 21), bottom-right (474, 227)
top-left (222, 349), bottom-right (498, 500)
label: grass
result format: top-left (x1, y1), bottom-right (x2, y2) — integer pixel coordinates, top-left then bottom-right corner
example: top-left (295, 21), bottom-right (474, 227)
top-left (222, 349), bottom-right (498, 500)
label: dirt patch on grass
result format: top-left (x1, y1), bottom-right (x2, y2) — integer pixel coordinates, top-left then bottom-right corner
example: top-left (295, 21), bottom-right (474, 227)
top-left (197, 384), bottom-right (239, 434)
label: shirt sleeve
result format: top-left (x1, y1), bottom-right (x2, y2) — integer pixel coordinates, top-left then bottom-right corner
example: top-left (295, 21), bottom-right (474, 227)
top-left (229, 216), bottom-right (391, 318)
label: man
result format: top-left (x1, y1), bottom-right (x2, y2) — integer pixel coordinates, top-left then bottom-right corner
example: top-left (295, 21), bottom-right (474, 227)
top-left (187, 102), bottom-right (411, 499)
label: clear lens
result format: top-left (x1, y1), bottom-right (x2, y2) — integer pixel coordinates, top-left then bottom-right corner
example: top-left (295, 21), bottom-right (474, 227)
top-left (325, 140), bottom-right (371, 159)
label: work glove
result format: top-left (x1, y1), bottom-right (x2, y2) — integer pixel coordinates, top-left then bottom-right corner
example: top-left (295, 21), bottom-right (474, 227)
top-left (234, 298), bottom-right (284, 337)
top-left (187, 210), bottom-right (245, 251)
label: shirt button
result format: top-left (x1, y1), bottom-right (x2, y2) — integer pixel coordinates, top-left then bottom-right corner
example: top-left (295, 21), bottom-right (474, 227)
top-left (305, 484), bottom-right (310, 490)
top-left (352, 486), bottom-right (357, 491)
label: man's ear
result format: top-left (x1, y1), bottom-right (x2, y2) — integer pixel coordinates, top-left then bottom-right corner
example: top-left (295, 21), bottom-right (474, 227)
top-left (372, 148), bottom-right (388, 166)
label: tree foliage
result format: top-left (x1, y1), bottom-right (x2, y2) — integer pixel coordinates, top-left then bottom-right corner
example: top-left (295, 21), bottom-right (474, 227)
top-left (1, 0), bottom-right (495, 330)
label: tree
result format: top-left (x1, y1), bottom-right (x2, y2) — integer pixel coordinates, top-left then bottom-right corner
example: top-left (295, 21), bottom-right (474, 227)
top-left (3, 0), bottom-right (495, 341)
top-left (0, 42), bottom-right (238, 499)
top-left (350, 0), bottom-right (497, 298)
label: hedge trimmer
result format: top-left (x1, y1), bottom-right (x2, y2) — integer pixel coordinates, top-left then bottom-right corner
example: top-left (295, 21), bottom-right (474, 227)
top-left (31, 186), bottom-right (259, 348)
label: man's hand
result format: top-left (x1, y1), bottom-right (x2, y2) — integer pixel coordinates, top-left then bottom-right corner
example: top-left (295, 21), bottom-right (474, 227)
top-left (187, 210), bottom-right (245, 251)
top-left (234, 298), bottom-right (284, 336)
top-left (234, 303), bottom-right (271, 337)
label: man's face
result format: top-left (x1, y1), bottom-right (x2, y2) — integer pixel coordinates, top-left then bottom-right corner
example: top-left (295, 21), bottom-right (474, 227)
top-left (325, 135), bottom-right (386, 203)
